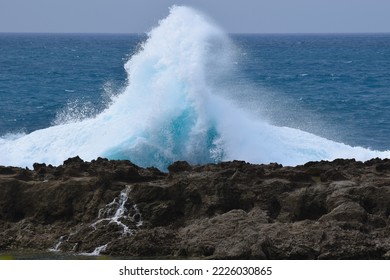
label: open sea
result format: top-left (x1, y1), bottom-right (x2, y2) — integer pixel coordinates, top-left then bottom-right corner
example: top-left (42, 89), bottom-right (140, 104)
top-left (1, 6), bottom-right (389, 170)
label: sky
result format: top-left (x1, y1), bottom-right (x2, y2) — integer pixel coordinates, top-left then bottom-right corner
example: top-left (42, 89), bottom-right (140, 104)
top-left (1, 0), bottom-right (390, 34)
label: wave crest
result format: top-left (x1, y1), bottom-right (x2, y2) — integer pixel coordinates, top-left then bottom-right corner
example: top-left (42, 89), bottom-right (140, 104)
top-left (0, 6), bottom-right (389, 169)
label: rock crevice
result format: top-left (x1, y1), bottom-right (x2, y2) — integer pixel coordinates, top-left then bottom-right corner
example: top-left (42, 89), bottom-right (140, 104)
top-left (1, 157), bottom-right (390, 259)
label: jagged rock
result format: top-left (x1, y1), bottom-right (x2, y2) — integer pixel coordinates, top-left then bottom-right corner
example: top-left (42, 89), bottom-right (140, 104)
top-left (168, 161), bottom-right (192, 173)
top-left (0, 157), bottom-right (390, 259)
top-left (0, 166), bottom-right (16, 175)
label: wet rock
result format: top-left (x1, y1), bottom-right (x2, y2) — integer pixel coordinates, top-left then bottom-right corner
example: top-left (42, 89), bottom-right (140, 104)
top-left (0, 166), bottom-right (17, 175)
top-left (168, 161), bottom-right (192, 173)
top-left (0, 157), bottom-right (390, 259)
top-left (320, 202), bottom-right (367, 223)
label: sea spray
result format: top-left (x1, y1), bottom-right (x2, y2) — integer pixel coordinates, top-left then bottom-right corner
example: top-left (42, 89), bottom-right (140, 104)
top-left (0, 6), bottom-right (389, 169)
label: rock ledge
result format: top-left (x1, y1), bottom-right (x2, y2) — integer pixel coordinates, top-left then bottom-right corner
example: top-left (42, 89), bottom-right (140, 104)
top-left (1, 157), bottom-right (389, 259)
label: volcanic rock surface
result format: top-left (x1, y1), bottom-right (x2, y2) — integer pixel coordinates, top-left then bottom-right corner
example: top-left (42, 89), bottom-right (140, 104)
top-left (1, 156), bottom-right (390, 259)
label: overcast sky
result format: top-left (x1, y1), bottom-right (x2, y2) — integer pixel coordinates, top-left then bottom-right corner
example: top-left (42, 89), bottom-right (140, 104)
top-left (1, 0), bottom-right (390, 34)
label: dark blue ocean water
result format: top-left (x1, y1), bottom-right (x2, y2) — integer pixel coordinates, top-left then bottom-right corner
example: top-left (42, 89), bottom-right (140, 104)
top-left (1, 33), bottom-right (389, 151)
top-left (234, 34), bottom-right (390, 150)
top-left (0, 33), bottom-right (145, 135)
top-left (1, 29), bottom-right (390, 168)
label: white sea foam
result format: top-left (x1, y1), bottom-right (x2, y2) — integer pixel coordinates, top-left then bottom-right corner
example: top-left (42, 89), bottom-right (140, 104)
top-left (0, 6), bottom-right (389, 169)
top-left (79, 244), bottom-right (108, 256)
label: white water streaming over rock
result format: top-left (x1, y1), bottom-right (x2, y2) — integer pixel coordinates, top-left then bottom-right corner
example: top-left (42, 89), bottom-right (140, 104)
top-left (79, 244), bottom-right (109, 257)
top-left (92, 185), bottom-right (143, 236)
top-left (49, 185), bottom-right (142, 256)
top-left (48, 235), bottom-right (66, 252)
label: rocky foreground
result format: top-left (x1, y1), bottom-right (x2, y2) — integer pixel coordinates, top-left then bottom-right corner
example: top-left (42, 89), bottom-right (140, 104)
top-left (0, 157), bottom-right (390, 259)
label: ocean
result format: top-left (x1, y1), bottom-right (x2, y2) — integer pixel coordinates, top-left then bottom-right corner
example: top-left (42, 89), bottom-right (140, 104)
top-left (1, 6), bottom-right (389, 170)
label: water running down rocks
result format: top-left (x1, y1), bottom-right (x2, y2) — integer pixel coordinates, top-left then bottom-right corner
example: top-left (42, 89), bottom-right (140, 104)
top-left (1, 6), bottom-right (390, 260)
top-left (0, 157), bottom-right (390, 259)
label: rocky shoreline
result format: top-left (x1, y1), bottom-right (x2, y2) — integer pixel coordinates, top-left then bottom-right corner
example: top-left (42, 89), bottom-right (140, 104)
top-left (0, 156), bottom-right (390, 259)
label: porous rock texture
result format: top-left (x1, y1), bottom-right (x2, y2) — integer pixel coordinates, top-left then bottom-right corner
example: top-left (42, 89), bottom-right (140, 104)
top-left (0, 156), bottom-right (390, 259)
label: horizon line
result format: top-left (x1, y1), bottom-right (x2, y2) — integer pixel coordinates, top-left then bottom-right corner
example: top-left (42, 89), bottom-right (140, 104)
top-left (1, 31), bottom-right (390, 36)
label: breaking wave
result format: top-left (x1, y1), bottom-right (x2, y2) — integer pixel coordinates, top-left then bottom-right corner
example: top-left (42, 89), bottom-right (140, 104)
top-left (0, 6), bottom-right (389, 169)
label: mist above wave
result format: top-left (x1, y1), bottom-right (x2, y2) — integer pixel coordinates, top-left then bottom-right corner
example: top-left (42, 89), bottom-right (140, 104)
top-left (0, 6), bottom-right (389, 169)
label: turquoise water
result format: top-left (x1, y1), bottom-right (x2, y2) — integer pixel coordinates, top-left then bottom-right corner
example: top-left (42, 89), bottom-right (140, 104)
top-left (0, 7), bottom-right (389, 169)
